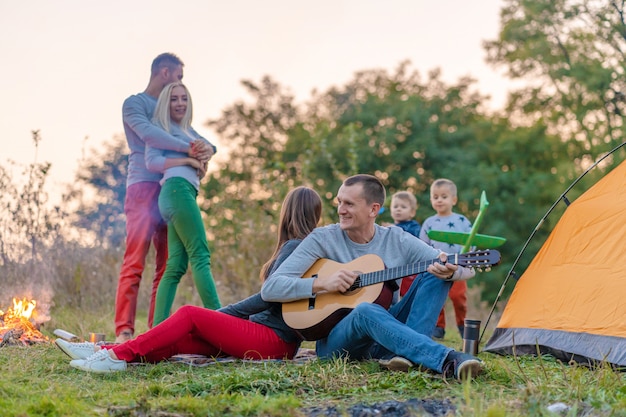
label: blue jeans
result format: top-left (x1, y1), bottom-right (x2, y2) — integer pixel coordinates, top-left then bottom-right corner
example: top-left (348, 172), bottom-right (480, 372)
top-left (316, 272), bottom-right (452, 372)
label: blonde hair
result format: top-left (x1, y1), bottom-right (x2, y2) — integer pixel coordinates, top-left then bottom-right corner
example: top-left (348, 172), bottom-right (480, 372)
top-left (391, 191), bottom-right (417, 210)
top-left (431, 178), bottom-right (457, 196)
top-left (260, 186), bottom-right (322, 280)
top-left (152, 82), bottom-right (193, 133)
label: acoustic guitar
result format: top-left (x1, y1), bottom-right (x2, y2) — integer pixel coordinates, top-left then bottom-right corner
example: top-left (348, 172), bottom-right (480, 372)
top-left (282, 250), bottom-right (500, 341)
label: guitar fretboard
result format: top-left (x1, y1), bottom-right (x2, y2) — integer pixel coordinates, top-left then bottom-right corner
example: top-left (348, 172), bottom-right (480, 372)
top-left (354, 255), bottom-right (458, 289)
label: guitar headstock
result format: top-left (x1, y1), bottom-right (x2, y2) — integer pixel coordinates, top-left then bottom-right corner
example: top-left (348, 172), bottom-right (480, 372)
top-left (455, 250), bottom-right (501, 272)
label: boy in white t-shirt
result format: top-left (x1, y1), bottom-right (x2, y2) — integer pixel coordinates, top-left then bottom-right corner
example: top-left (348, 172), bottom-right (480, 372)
top-left (419, 179), bottom-right (472, 340)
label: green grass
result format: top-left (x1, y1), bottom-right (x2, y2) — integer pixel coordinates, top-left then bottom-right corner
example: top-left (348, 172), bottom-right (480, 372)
top-left (2, 308), bottom-right (626, 416)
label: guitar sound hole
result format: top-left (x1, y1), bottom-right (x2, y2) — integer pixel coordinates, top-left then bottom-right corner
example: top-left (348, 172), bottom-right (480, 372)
top-left (348, 278), bottom-right (361, 292)
top-left (343, 287), bottom-right (361, 296)
top-left (345, 277), bottom-right (362, 294)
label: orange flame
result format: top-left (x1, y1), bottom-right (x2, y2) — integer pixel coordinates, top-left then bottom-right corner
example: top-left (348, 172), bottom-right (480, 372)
top-left (11, 297), bottom-right (37, 320)
top-left (1, 297), bottom-right (49, 345)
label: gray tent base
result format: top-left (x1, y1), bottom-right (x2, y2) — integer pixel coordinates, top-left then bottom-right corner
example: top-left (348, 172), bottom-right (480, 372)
top-left (484, 327), bottom-right (626, 369)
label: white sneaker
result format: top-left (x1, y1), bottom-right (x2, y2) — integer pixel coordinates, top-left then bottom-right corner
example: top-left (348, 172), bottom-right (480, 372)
top-left (379, 356), bottom-right (413, 372)
top-left (70, 349), bottom-right (127, 373)
top-left (55, 339), bottom-right (96, 360)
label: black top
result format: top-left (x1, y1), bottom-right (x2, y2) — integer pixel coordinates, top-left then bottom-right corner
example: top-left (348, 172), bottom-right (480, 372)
top-left (218, 239), bottom-right (302, 344)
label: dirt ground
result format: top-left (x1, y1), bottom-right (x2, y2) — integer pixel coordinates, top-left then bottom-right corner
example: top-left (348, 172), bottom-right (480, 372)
top-left (303, 398), bottom-right (456, 416)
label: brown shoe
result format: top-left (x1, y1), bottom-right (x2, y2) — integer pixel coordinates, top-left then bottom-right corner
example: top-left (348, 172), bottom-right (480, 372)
top-left (114, 330), bottom-right (133, 344)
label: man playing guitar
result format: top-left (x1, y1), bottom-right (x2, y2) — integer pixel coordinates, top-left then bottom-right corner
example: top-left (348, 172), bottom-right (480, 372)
top-left (262, 174), bottom-right (489, 381)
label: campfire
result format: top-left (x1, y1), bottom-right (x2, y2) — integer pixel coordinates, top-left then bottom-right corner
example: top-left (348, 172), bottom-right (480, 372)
top-left (0, 298), bottom-right (50, 346)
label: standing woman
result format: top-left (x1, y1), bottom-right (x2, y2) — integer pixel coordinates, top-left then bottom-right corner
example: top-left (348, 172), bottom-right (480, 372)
top-left (57, 186), bottom-right (323, 373)
top-left (146, 82), bottom-right (221, 325)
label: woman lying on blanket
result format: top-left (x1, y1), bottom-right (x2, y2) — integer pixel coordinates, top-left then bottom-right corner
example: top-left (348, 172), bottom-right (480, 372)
top-left (55, 186), bottom-right (322, 373)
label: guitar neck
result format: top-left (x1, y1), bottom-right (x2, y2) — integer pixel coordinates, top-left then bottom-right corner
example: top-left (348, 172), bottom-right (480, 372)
top-left (356, 255), bottom-right (456, 288)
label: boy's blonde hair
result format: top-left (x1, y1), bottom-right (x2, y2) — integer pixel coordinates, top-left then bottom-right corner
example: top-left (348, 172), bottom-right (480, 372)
top-left (431, 178), bottom-right (457, 196)
top-left (391, 191), bottom-right (417, 210)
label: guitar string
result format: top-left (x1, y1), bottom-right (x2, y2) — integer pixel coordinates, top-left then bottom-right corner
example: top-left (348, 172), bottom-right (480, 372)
top-left (359, 259), bottom-right (433, 287)
top-left (356, 251), bottom-right (495, 287)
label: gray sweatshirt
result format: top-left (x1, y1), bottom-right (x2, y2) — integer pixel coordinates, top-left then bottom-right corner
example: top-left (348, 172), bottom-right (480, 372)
top-left (145, 124), bottom-right (208, 190)
top-left (122, 93), bottom-right (190, 187)
top-left (261, 223), bottom-right (474, 303)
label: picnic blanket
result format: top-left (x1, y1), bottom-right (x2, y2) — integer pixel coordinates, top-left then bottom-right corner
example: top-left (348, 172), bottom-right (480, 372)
top-left (167, 348), bottom-right (318, 367)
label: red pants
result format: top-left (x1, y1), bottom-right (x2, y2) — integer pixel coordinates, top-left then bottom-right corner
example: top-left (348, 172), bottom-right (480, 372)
top-left (436, 280), bottom-right (467, 328)
top-left (114, 182), bottom-right (168, 336)
top-left (110, 305), bottom-right (298, 363)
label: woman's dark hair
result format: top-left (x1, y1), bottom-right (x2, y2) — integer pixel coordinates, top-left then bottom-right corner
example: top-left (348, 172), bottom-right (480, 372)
top-left (260, 186), bottom-right (322, 280)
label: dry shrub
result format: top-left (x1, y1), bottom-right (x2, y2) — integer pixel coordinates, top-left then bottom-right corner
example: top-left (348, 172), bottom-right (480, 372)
top-left (0, 215), bottom-right (279, 327)
top-left (1, 238), bottom-right (154, 321)
top-left (203, 191), bottom-right (280, 306)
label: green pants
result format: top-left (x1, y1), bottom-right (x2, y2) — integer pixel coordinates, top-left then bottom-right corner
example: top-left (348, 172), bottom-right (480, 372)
top-left (153, 177), bottom-right (221, 325)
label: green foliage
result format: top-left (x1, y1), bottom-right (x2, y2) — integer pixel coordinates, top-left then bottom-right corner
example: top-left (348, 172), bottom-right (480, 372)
top-left (484, 0), bottom-right (626, 155)
top-left (202, 61), bottom-right (598, 302)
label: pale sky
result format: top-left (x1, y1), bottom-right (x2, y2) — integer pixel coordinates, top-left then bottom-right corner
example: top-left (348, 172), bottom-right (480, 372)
top-left (1, 0), bottom-right (510, 197)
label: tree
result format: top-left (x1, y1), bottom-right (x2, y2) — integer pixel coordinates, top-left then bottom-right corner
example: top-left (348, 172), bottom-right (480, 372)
top-left (202, 63), bottom-right (580, 302)
top-left (479, 0), bottom-right (626, 300)
top-left (484, 0), bottom-right (626, 157)
top-left (0, 131), bottom-right (63, 263)
top-left (66, 135), bottom-right (128, 247)
top-left (282, 61), bottom-right (582, 301)
top-left (203, 77), bottom-right (307, 301)
top-left (286, 63), bottom-right (496, 218)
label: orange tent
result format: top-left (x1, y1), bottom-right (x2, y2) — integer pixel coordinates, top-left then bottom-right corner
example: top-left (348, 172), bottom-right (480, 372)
top-left (484, 159), bottom-right (626, 367)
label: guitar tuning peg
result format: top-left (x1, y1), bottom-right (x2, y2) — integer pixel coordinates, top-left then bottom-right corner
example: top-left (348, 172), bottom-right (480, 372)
top-left (485, 267), bottom-right (491, 272)
top-left (476, 267), bottom-right (483, 273)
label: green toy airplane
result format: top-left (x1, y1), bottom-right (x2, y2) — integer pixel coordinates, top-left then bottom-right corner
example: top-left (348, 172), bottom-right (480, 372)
top-left (427, 191), bottom-right (506, 253)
